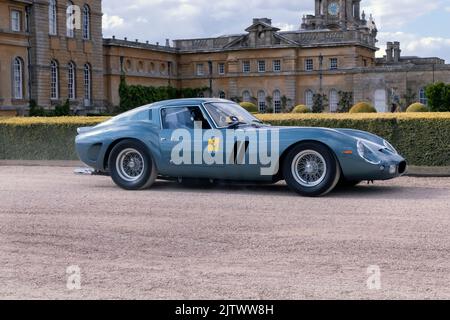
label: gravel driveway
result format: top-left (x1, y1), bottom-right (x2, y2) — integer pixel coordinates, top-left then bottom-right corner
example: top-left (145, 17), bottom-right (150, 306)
top-left (0, 166), bottom-right (449, 299)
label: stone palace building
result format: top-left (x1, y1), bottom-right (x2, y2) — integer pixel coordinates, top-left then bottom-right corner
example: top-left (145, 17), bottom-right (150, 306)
top-left (1, 0), bottom-right (449, 115)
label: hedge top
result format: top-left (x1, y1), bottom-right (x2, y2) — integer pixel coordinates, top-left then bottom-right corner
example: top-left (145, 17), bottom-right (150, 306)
top-left (1, 113), bottom-right (450, 126)
top-left (258, 112), bottom-right (450, 122)
top-left (0, 116), bottom-right (110, 126)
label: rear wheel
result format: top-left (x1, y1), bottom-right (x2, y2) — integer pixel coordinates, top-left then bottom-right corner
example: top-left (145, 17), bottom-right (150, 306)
top-left (108, 140), bottom-right (157, 190)
top-left (283, 142), bottom-right (340, 197)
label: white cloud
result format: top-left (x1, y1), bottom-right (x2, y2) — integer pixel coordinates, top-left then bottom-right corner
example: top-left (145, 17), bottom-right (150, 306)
top-left (363, 0), bottom-right (444, 28)
top-left (102, 14), bottom-right (124, 30)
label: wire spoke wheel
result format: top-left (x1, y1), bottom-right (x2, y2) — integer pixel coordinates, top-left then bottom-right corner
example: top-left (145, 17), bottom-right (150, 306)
top-left (291, 150), bottom-right (327, 187)
top-left (116, 148), bottom-right (145, 182)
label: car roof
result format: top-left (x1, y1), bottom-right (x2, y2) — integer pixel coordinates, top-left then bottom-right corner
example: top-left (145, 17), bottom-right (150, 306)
top-left (148, 98), bottom-right (231, 109)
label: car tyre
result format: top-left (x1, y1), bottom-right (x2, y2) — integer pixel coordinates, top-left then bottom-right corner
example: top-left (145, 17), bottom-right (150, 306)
top-left (109, 140), bottom-right (157, 190)
top-left (283, 142), bottom-right (341, 197)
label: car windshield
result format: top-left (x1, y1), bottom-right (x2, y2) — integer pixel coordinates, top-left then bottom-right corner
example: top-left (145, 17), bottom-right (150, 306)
top-left (203, 102), bottom-right (260, 128)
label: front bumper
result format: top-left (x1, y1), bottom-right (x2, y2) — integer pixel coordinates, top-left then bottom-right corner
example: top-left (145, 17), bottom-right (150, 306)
top-left (339, 153), bottom-right (408, 182)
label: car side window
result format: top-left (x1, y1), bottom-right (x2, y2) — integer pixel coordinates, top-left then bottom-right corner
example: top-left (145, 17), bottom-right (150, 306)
top-left (161, 107), bottom-right (211, 130)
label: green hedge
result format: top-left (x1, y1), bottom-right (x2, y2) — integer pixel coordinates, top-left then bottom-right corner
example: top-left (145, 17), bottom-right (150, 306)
top-left (1, 114), bottom-right (450, 166)
top-left (258, 113), bottom-right (450, 166)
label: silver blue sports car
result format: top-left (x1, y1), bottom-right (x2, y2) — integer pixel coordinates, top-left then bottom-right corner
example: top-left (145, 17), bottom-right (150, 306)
top-left (75, 98), bottom-right (407, 197)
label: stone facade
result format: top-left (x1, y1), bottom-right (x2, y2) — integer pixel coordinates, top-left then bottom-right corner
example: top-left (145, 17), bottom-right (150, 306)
top-left (0, 0), bottom-right (103, 115)
top-left (1, 0), bottom-right (450, 115)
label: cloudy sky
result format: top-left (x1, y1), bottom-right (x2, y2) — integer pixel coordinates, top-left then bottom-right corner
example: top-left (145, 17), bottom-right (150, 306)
top-left (102, 0), bottom-right (450, 62)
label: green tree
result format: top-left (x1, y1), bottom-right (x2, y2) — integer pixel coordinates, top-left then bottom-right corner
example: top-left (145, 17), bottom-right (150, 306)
top-left (337, 91), bottom-right (353, 113)
top-left (425, 82), bottom-right (450, 112)
top-left (312, 93), bottom-right (328, 113)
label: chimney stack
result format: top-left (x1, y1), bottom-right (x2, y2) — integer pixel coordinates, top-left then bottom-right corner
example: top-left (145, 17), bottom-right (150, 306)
top-left (386, 42), bottom-right (393, 63)
top-left (393, 42), bottom-right (401, 63)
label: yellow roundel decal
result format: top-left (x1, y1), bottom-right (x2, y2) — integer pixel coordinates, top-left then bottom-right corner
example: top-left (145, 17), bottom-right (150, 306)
top-left (208, 137), bottom-right (220, 152)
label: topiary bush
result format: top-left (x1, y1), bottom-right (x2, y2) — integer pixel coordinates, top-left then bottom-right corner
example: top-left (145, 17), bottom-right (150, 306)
top-left (349, 102), bottom-right (377, 113)
top-left (239, 102), bottom-right (258, 113)
top-left (406, 103), bottom-right (429, 113)
top-left (292, 105), bottom-right (311, 113)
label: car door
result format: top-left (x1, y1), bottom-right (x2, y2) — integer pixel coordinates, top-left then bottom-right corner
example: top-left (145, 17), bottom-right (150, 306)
top-left (158, 105), bottom-right (219, 178)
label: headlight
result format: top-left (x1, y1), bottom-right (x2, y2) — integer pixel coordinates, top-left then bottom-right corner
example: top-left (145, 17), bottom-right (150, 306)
top-left (383, 139), bottom-right (398, 154)
top-left (357, 140), bottom-right (381, 165)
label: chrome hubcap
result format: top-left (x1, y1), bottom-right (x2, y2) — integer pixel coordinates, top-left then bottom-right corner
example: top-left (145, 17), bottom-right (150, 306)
top-left (116, 148), bottom-right (145, 182)
top-left (292, 150), bottom-right (327, 187)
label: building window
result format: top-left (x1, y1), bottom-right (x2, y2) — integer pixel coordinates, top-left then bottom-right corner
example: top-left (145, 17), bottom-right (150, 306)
top-left (66, 2), bottom-right (75, 37)
top-left (273, 90), bottom-right (281, 113)
top-left (82, 5), bottom-right (90, 40)
top-left (242, 90), bottom-right (251, 102)
top-left (419, 88), bottom-right (428, 105)
top-left (363, 59), bottom-right (368, 67)
top-left (84, 64), bottom-right (91, 105)
top-left (305, 59), bottom-right (314, 71)
top-left (218, 63), bottom-right (225, 75)
top-left (219, 91), bottom-right (226, 99)
top-left (196, 63), bottom-right (204, 76)
top-left (50, 60), bottom-right (59, 99)
top-left (68, 61), bottom-right (76, 100)
top-left (49, 0), bottom-right (57, 35)
top-left (11, 10), bottom-right (21, 32)
top-left (329, 89), bottom-right (338, 112)
top-left (242, 61), bottom-right (251, 73)
top-left (305, 90), bottom-right (314, 108)
top-left (258, 60), bottom-right (266, 73)
top-left (257, 90), bottom-right (266, 113)
top-left (13, 57), bottom-right (24, 99)
top-left (273, 60), bottom-right (281, 72)
top-left (330, 58), bottom-right (338, 70)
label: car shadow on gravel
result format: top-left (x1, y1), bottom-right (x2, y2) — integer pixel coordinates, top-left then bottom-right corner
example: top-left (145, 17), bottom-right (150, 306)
top-left (329, 184), bottom-right (448, 200)
top-left (150, 180), bottom-right (448, 200)
top-left (95, 178), bottom-right (447, 200)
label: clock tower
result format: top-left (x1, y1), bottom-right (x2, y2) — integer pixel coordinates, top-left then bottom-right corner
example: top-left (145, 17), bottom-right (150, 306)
top-left (302, 0), bottom-right (364, 30)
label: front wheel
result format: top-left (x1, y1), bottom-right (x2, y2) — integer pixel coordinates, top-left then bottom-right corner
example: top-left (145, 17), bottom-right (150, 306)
top-left (283, 143), bottom-right (341, 197)
top-left (108, 140), bottom-right (157, 190)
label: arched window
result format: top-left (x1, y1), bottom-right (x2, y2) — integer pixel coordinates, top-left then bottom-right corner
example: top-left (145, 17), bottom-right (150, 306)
top-left (219, 91), bottom-right (226, 99)
top-left (83, 63), bottom-right (91, 105)
top-left (66, 1), bottom-right (74, 37)
top-left (273, 90), bottom-right (281, 113)
top-left (305, 90), bottom-right (314, 108)
top-left (49, 0), bottom-right (57, 35)
top-left (50, 60), bottom-right (59, 99)
top-left (82, 5), bottom-right (90, 40)
top-left (13, 57), bottom-right (24, 99)
top-left (329, 89), bottom-right (338, 112)
top-left (257, 90), bottom-right (266, 113)
top-left (419, 88), bottom-right (428, 105)
top-left (68, 61), bottom-right (76, 100)
top-left (242, 90), bottom-right (251, 103)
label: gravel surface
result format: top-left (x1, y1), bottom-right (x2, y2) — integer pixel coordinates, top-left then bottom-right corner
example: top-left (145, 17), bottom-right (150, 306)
top-left (0, 166), bottom-right (449, 300)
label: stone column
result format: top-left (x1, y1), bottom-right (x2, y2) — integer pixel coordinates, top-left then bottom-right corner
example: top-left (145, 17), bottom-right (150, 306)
top-left (315, 0), bottom-right (321, 16)
top-left (354, 0), bottom-right (360, 20)
top-left (346, 0), bottom-right (354, 23)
